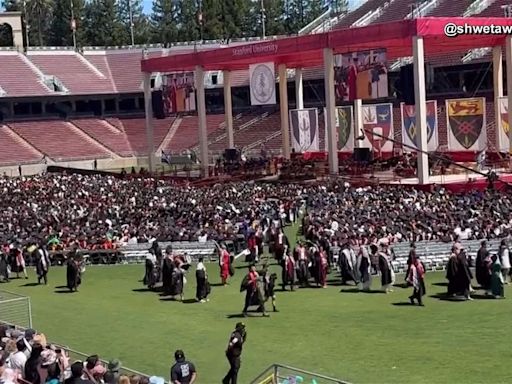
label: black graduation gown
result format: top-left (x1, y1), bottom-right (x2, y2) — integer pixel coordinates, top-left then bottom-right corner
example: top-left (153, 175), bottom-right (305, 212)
top-left (196, 269), bottom-right (208, 300)
top-left (339, 249), bottom-right (356, 284)
top-left (144, 259), bottom-right (156, 288)
top-left (475, 249), bottom-right (491, 289)
top-left (378, 254), bottom-right (393, 286)
top-left (446, 255), bottom-right (459, 295)
top-left (162, 258), bottom-right (174, 295)
top-left (0, 254), bottom-right (8, 280)
top-left (66, 259), bottom-right (79, 291)
top-left (170, 268), bottom-right (184, 296)
top-left (359, 255), bottom-right (371, 284)
top-left (36, 249), bottom-right (50, 278)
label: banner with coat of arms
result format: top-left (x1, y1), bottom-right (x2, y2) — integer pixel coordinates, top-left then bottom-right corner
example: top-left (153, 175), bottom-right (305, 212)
top-left (249, 62), bottom-right (276, 106)
top-left (323, 106), bottom-right (354, 152)
top-left (446, 98), bottom-right (486, 151)
top-left (290, 108), bottom-right (319, 152)
top-left (400, 101), bottom-right (438, 152)
top-left (498, 97), bottom-right (511, 152)
top-left (361, 103), bottom-right (393, 152)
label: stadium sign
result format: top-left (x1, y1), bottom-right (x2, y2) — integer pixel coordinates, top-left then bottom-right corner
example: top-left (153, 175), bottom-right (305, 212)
top-left (232, 43), bottom-right (278, 57)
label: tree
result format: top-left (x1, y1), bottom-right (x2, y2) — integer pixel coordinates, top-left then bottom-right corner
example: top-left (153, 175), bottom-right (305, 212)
top-left (285, 0), bottom-right (325, 34)
top-left (304, 0), bottom-right (324, 25)
top-left (48, 0), bottom-right (86, 47)
top-left (117, 0), bottom-right (150, 45)
top-left (201, 0), bottom-right (222, 40)
top-left (262, 0), bottom-right (285, 36)
top-left (84, 0), bottom-right (124, 46)
top-left (177, 0), bottom-right (199, 42)
top-left (149, 0), bottom-right (179, 45)
top-left (26, 0), bottom-right (54, 46)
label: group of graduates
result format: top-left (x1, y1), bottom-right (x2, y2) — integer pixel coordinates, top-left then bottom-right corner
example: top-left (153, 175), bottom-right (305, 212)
top-left (143, 242), bottom-right (211, 302)
top-left (446, 240), bottom-right (510, 300)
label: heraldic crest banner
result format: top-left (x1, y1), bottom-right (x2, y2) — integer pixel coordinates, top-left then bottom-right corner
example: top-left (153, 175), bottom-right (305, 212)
top-left (361, 103), bottom-right (393, 152)
top-left (249, 62), bottom-right (276, 106)
top-left (498, 97), bottom-right (511, 152)
top-left (290, 108), bottom-right (319, 152)
top-left (400, 101), bottom-right (438, 152)
top-left (323, 106), bottom-right (354, 152)
top-left (446, 97), bottom-right (486, 151)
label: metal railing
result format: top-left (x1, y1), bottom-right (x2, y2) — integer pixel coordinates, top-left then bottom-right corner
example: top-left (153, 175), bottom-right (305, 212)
top-left (250, 363), bottom-right (351, 384)
top-left (0, 290), bottom-right (33, 329)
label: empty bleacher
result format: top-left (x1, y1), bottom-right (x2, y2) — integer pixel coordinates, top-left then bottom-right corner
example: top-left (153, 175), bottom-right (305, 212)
top-left (333, 0), bottom-right (383, 29)
top-left (426, 0), bottom-right (473, 17)
top-left (0, 52), bottom-right (51, 97)
top-left (373, 0), bottom-right (420, 23)
top-left (27, 52), bottom-right (114, 94)
top-left (119, 117), bottom-right (174, 155)
top-left (0, 125), bottom-right (42, 166)
top-left (72, 118), bottom-right (134, 156)
top-left (8, 121), bottom-right (111, 161)
top-left (163, 115), bottom-right (225, 152)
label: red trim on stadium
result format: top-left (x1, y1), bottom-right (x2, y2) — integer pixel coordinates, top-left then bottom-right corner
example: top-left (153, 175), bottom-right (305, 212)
top-left (141, 17), bottom-right (512, 73)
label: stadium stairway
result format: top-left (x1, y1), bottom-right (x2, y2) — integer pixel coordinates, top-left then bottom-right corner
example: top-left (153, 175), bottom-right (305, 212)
top-left (0, 52), bottom-right (52, 97)
top-left (27, 51), bottom-right (114, 94)
top-left (72, 118), bottom-right (134, 157)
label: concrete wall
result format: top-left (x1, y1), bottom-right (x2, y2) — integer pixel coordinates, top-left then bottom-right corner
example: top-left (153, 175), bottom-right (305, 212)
top-left (0, 156), bottom-right (159, 177)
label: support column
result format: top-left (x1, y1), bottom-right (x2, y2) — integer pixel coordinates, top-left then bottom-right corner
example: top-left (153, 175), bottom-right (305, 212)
top-left (295, 68), bottom-right (304, 109)
top-left (323, 48), bottom-right (338, 175)
top-left (223, 70), bottom-right (234, 148)
top-left (493, 46), bottom-right (503, 151)
top-left (412, 36), bottom-right (429, 184)
top-left (506, 36), bottom-right (512, 154)
top-left (195, 65), bottom-right (209, 177)
top-left (279, 63), bottom-right (290, 159)
top-left (354, 99), bottom-right (363, 149)
top-left (143, 72), bottom-right (155, 173)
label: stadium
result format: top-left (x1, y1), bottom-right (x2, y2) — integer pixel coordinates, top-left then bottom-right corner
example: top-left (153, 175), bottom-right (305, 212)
top-left (2, 0), bottom-right (512, 383)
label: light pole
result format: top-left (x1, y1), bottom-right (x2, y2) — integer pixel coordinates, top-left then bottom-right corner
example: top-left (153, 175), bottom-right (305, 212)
top-left (128, 0), bottom-right (135, 46)
top-left (260, 0), bottom-right (266, 39)
top-left (23, 0), bottom-right (29, 48)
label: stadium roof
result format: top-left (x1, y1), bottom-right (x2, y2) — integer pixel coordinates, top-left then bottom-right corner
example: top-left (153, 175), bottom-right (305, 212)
top-left (141, 17), bottom-right (512, 73)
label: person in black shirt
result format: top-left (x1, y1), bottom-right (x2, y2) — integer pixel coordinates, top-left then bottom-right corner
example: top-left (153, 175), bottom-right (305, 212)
top-left (170, 350), bottom-right (196, 384)
top-left (222, 322), bottom-right (246, 384)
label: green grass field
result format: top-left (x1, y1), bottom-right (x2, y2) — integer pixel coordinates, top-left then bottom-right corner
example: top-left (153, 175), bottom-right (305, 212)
top-left (2, 260), bottom-right (512, 384)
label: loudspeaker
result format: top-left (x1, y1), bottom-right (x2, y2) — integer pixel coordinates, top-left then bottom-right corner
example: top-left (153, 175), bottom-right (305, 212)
top-left (224, 148), bottom-right (239, 162)
top-left (151, 90), bottom-right (165, 119)
top-left (353, 148), bottom-right (372, 163)
top-left (399, 64), bottom-right (415, 105)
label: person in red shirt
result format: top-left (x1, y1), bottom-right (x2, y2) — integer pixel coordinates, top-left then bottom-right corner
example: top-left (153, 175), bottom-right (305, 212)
top-left (247, 233), bottom-right (257, 263)
top-left (219, 245), bottom-right (231, 286)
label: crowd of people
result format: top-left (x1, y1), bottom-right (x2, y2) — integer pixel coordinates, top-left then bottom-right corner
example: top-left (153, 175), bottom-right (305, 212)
top-left (1, 174), bottom-right (511, 254)
top-left (0, 326), bottom-right (199, 384)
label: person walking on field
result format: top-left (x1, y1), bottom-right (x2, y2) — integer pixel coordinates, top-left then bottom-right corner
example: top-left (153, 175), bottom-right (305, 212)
top-left (222, 323), bottom-right (247, 384)
top-left (407, 255), bottom-right (426, 306)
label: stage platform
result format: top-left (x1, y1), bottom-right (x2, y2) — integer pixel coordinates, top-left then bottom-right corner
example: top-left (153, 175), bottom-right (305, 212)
top-left (385, 172), bottom-right (512, 192)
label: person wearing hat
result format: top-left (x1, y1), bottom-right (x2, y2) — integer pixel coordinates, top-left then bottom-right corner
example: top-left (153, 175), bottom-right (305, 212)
top-left (106, 359), bottom-right (121, 384)
top-left (219, 244), bottom-right (232, 286)
top-left (170, 350), bottom-right (196, 384)
top-left (378, 239), bottom-right (394, 293)
top-left (222, 323), bottom-right (247, 384)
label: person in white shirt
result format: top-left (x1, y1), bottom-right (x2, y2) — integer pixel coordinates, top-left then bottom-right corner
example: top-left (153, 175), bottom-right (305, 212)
top-left (8, 339), bottom-right (27, 375)
top-left (499, 239), bottom-right (511, 284)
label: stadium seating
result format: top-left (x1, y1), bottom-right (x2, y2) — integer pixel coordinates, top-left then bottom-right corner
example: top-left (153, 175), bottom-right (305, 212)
top-left (8, 121), bottom-right (111, 161)
top-left (118, 117), bottom-right (174, 155)
top-left (332, 0), bottom-right (382, 29)
top-left (372, 0), bottom-right (417, 24)
top-left (0, 52), bottom-right (51, 97)
top-left (162, 115), bottom-right (225, 152)
top-left (27, 52), bottom-right (114, 94)
top-left (72, 118), bottom-right (134, 156)
top-left (0, 125), bottom-right (42, 166)
top-left (427, 0), bottom-right (472, 17)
